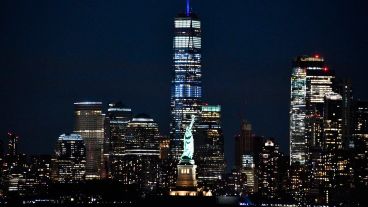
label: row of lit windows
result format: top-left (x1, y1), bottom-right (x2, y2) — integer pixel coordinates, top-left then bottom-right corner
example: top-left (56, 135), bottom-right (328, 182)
top-left (174, 36), bottom-right (201, 48)
top-left (174, 53), bottom-right (201, 60)
top-left (175, 20), bottom-right (200, 28)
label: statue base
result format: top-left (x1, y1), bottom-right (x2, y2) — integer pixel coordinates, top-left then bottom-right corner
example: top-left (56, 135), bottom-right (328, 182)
top-left (169, 159), bottom-right (198, 196)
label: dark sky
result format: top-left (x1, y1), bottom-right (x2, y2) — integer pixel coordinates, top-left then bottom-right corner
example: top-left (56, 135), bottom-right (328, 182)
top-left (1, 0), bottom-right (368, 169)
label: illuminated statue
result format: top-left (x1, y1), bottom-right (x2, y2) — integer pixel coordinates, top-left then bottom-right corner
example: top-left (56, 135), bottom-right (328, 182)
top-left (181, 115), bottom-right (195, 160)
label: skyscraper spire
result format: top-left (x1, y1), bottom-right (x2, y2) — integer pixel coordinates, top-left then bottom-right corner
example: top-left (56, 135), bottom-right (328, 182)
top-left (170, 3), bottom-right (202, 160)
top-left (186, 0), bottom-right (190, 16)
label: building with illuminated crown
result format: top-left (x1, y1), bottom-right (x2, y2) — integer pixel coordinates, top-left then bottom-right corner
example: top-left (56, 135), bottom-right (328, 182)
top-left (170, 0), bottom-right (202, 160)
top-left (74, 102), bottom-right (104, 180)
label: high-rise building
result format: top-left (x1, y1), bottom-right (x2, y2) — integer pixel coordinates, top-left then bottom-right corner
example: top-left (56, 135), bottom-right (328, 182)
top-left (0, 139), bottom-right (3, 193)
top-left (2, 132), bottom-right (28, 195)
top-left (0, 139), bottom-right (3, 166)
top-left (122, 114), bottom-right (160, 192)
top-left (241, 154), bottom-right (257, 193)
top-left (195, 104), bottom-right (225, 187)
top-left (258, 139), bottom-right (281, 200)
top-left (352, 100), bottom-right (368, 149)
top-left (234, 120), bottom-right (252, 169)
top-left (52, 133), bottom-right (86, 183)
top-left (170, 1), bottom-right (202, 160)
top-left (7, 132), bottom-right (19, 157)
top-left (322, 94), bottom-right (354, 203)
top-left (334, 79), bottom-right (353, 149)
top-left (289, 55), bottom-right (334, 164)
top-left (3, 132), bottom-right (26, 175)
top-left (323, 93), bottom-right (343, 151)
top-left (352, 100), bottom-right (368, 188)
top-left (74, 102), bottom-right (104, 180)
top-left (104, 102), bottom-right (132, 180)
top-left (159, 136), bottom-right (170, 160)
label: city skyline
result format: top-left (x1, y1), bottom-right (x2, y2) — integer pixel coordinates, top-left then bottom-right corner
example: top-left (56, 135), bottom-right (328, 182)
top-left (1, 1), bottom-right (368, 205)
top-left (1, 0), bottom-right (368, 170)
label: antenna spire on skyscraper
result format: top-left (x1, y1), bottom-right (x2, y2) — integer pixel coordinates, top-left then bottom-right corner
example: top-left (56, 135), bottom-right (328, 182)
top-left (186, 0), bottom-right (190, 16)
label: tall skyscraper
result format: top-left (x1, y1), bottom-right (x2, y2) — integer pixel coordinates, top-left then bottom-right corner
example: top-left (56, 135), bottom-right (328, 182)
top-left (52, 133), bottom-right (86, 183)
top-left (74, 102), bottom-right (104, 180)
top-left (323, 93), bottom-right (343, 152)
top-left (170, 1), bottom-right (202, 160)
top-left (289, 55), bottom-right (334, 164)
top-left (122, 114), bottom-right (160, 192)
top-left (195, 104), bottom-right (225, 187)
top-left (334, 79), bottom-right (353, 149)
top-left (258, 139), bottom-right (281, 200)
top-left (234, 120), bottom-right (252, 169)
top-left (104, 102), bottom-right (132, 180)
top-left (3, 132), bottom-right (24, 176)
top-left (0, 139), bottom-right (3, 189)
top-left (321, 93), bottom-right (354, 203)
top-left (7, 132), bottom-right (19, 157)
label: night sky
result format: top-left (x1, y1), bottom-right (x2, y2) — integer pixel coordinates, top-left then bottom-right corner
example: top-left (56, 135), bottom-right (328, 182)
top-left (1, 0), bottom-right (368, 169)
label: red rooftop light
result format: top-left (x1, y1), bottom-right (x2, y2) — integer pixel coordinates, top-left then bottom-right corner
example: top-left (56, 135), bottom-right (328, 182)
top-left (315, 54), bottom-right (320, 58)
top-left (323, 67), bottom-right (328, 72)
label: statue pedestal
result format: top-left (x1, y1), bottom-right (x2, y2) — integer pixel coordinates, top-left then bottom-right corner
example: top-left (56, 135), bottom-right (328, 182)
top-left (169, 159), bottom-right (198, 196)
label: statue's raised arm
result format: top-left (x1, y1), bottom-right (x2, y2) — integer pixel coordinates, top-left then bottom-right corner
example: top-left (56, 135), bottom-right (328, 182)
top-left (188, 115), bottom-right (195, 130)
top-left (180, 115), bottom-right (196, 161)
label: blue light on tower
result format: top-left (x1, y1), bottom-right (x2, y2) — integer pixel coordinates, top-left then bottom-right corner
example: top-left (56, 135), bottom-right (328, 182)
top-left (170, 1), bottom-right (202, 160)
top-left (186, 0), bottom-right (190, 16)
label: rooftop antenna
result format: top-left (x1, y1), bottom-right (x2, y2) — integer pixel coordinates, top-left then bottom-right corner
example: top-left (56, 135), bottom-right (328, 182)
top-left (186, 0), bottom-right (190, 16)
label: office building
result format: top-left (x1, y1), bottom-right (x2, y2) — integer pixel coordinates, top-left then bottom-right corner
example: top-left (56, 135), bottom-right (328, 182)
top-left (122, 114), bottom-right (160, 192)
top-left (104, 102), bottom-right (132, 180)
top-left (258, 139), bottom-right (281, 200)
top-left (241, 154), bottom-right (257, 193)
top-left (52, 133), bottom-right (86, 183)
top-left (234, 120), bottom-right (253, 169)
top-left (195, 105), bottom-right (225, 187)
top-left (334, 79), bottom-right (353, 149)
top-left (170, 1), bottom-right (202, 160)
top-left (74, 102), bottom-right (104, 180)
top-left (352, 100), bottom-right (368, 188)
top-left (289, 55), bottom-right (334, 164)
top-left (7, 132), bottom-right (18, 157)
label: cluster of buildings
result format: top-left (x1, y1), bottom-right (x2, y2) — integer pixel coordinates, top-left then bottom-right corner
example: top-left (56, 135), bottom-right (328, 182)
top-left (287, 55), bottom-right (368, 204)
top-left (225, 55), bottom-right (368, 205)
top-left (0, 1), bottom-right (367, 206)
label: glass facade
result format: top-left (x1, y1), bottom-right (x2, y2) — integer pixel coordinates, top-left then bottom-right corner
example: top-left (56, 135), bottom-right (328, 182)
top-left (289, 55), bottom-right (334, 164)
top-left (170, 11), bottom-right (202, 160)
top-left (104, 102), bottom-right (132, 180)
top-left (195, 105), bottom-right (225, 187)
top-left (74, 102), bottom-right (104, 180)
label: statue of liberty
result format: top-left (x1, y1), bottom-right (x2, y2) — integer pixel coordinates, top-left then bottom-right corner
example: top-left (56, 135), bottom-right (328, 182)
top-left (181, 115), bottom-right (195, 161)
